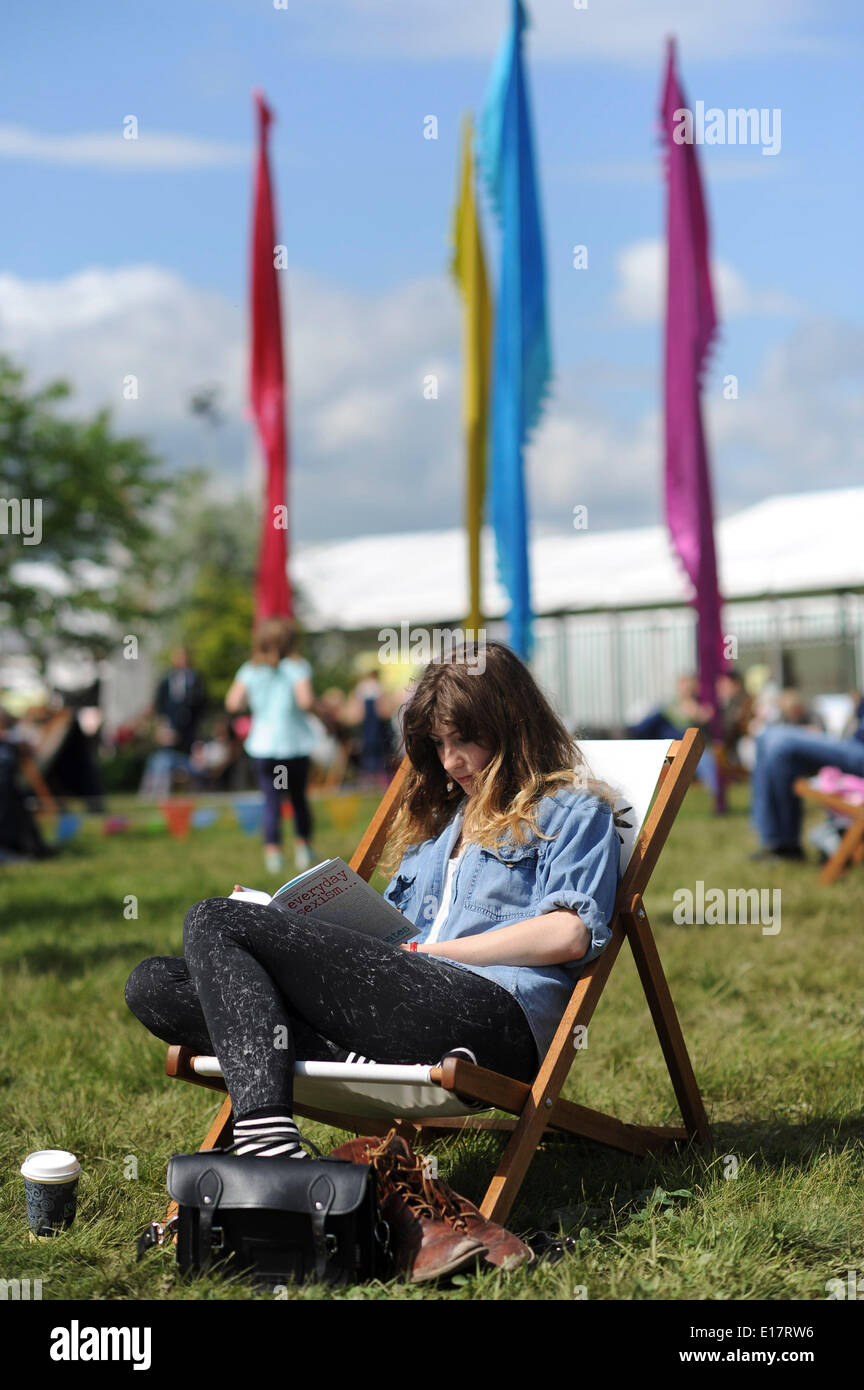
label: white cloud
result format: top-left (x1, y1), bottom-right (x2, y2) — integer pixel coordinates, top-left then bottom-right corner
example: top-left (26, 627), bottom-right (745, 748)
top-left (550, 156), bottom-right (797, 185)
top-left (312, 384), bottom-right (402, 452)
top-left (285, 0), bottom-right (826, 64)
top-left (611, 238), bottom-right (799, 323)
top-left (526, 407), bottom-right (659, 522)
top-left (706, 319), bottom-right (864, 495)
top-left (0, 261), bottom-right (857, 548)
top-left (526, 315), bottom-right (864, 531)
top-left (0, 124), bottom-right (249, 169)
top-left (0, 265), bottom-right (246, 420)
top-left (0, 264), bottom-right (463, 540)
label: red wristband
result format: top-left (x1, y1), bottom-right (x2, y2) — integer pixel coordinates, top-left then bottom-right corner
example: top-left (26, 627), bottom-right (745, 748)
top-left (409, 941), bottom-right (418, 952)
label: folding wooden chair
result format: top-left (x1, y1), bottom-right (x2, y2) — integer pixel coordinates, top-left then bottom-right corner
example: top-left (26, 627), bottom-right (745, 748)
top-left (165, 727), bottom-right (711, 1225)
top-left (18, 708), bottom-right (73, 819)
top-left (793, 776), bottom-right (864, 884)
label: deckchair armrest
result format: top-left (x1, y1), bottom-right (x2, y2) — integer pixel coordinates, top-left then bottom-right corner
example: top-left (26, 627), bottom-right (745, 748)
top-left (165, 1045), bottom-right (228, 1094)
top-left (793, 778), bottom-right (864, 818)
top-left (439, 1056), bottom-right (529, 1112)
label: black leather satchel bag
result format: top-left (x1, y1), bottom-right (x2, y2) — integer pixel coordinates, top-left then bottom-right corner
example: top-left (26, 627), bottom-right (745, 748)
top-left (140, 1150), bottom-right (391, 1289)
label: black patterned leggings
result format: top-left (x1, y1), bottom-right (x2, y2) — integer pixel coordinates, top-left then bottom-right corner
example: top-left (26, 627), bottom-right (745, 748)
top-left (254, 755), bottom-right (312, 844)
top-left (124, 897), bottom-right (539, 1120)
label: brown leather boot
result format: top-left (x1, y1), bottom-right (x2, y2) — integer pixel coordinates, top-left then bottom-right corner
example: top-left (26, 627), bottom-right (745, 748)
top-left (330, 1132), bottom-right (488, 1283)
top-left (331, 1133), bottom-right (533, 1272)
top-left (427, 1181), bottom-right (535, 1271)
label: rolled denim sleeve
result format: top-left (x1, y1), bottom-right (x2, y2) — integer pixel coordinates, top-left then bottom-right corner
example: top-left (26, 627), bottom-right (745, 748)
top-left (535, 794), bottom-right (620, 964)
top-left (381, 842), bottom-right (424, 914)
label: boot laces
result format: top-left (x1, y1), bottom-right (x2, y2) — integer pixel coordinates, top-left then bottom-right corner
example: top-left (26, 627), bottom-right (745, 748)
top-left (364, 1131), bottom-right (472, 1229)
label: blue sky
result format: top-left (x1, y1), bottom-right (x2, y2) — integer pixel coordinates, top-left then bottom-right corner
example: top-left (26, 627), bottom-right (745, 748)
top-left (1, 0), bottom-right (862, 542)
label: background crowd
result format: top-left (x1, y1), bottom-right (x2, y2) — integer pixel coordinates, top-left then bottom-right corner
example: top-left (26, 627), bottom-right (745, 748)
top-left (3, 632), bottom-right (863, 872)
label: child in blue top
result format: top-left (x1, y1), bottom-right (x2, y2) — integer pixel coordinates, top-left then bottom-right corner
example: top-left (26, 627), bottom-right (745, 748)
top-left (225, 617), bottom-right (318, 875)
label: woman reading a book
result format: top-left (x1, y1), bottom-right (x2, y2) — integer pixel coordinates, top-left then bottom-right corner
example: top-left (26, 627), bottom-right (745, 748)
top-left (124, 641), bottom-right (619, 1160)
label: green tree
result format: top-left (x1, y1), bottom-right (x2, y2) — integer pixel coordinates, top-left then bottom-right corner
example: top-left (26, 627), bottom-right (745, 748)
top-left (150, 473), bottom-right (327, 701)
top-left (0, 354), bottom-right (169, 670)
top-left (148, 469), bottom-right (259, 695)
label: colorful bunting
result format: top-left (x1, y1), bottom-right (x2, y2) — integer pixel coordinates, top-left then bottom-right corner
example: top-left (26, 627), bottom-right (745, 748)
top-left (235, 801), bottom-right (265, 835)
top-left (161, 802), bottom-right (194, 840)
top-left (325, 795), bottom-right (360, 831)
top-left (54, 812), bottom-right (81, 844)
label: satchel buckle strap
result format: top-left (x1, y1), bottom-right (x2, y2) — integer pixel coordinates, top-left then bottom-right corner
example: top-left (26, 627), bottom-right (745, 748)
top-left (373, 1217), bottom-right (391, 1256)
top-left (197, 1167), bottom-right (223, 1274)
top-left (197, 1167), bottom-right (224, 1207)
top-left (309, 1174), bottom-right (337, 1279)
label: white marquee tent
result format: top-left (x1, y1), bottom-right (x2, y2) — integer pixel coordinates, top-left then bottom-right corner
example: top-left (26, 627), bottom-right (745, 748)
top-left (291, 487), bottom-right (864, 631)
top-left (292, 486), bottom-right (864, 729)
top-left (4, 487), bottom-right (863, 731)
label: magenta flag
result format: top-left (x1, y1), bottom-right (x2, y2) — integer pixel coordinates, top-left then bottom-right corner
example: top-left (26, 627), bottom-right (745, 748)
top-left (660, 38), bottom-right (727, 803)
top-left (249, 90), bottom-right (292, 620)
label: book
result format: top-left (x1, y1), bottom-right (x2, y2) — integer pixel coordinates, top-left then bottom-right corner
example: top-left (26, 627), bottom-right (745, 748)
top-left (229, 857), bottom-right (415, 946)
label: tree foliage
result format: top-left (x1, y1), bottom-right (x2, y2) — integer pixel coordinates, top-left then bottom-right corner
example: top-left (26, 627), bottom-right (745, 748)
top-left (0, 355), bottom-right (168, 669)
top-left (0, 355), bottom-right (318, 702)
top-left (152, 469), bottom-right (260, 693)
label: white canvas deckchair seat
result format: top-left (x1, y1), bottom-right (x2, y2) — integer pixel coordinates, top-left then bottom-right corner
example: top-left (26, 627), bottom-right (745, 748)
top-left (188, 740), bottom-right (673, 1118)
top-left (190, 1058), bottom-right (485, 1118)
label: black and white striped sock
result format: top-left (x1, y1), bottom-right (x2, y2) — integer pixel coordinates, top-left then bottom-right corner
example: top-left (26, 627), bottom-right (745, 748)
top-left (233, 1114), bottom-right (308, 1159)
top-left (440, 1047), bottom-right (478, 1066)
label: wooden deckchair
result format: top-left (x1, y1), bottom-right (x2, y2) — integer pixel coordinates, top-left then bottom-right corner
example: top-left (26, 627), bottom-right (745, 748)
top-left (19, 708), bottom-right (74, 818)
top-left (165, 728), bottom-right (711, 1225)
top-left (793, 776), bottom-right (864, 884)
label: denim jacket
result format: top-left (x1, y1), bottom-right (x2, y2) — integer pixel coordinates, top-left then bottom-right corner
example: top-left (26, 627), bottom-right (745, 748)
top-left (382, 788), bottom-right (621, 1063)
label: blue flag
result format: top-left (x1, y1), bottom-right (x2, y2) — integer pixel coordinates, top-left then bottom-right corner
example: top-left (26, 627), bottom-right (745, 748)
top-left (477, 0), bottom-right (551, 659)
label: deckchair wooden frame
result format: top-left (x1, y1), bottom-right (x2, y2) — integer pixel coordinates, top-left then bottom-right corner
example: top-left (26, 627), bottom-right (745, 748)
top-left (20, 754), bottom-right (59, 818)
top-left (793, 778), bottom-right (864, 884)
top-left (20, 708), bottom-right (75, 818)
top-left (165, 727), bottom-right (711, 1226)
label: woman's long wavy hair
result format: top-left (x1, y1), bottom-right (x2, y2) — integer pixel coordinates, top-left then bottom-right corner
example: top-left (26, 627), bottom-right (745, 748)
top-left (382, 640), bottom-right (613, 872)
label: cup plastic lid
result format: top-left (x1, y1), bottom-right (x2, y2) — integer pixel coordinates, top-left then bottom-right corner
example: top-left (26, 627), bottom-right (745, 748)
top-left (20, 1150), bottom-right (81, 1182)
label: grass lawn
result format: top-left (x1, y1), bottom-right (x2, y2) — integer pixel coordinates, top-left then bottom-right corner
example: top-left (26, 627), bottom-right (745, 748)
top-left (1, 781), bottom-right (862, 1301)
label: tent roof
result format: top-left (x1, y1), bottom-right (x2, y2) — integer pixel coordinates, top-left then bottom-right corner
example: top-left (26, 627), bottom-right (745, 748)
top-left (293, 486), bottom-right (864, 630)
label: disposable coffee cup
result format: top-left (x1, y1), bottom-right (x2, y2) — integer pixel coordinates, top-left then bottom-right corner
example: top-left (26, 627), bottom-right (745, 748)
top-left (20, 1150), bottom-right (81, 1236)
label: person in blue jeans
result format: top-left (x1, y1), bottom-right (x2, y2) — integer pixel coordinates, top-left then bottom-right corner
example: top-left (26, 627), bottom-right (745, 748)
top-left (225, 618), bottom-right (318, 875)
top-left (750, 696), bottom-right (864, 858)
top-left (124, 640), bottom-right (620, 1162)
top-left (628, 673), bottom-right (719, 795)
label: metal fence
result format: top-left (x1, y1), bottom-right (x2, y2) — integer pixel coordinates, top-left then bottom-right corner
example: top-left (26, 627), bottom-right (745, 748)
top-left (530, 593), bottom-right (864, 734)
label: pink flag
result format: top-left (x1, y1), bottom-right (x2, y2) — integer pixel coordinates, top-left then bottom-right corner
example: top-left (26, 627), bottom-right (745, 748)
top-left (660, 38), bottom-right (727, 804)
top-left (249, 90), bottom-right (292, 620)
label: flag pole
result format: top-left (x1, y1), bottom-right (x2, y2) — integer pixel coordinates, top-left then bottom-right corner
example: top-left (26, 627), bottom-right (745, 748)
top-left (660, 38), bottom-right (728, 811)
top-left (477, 0), bottom-right (551, 660)
top-left (451, 114), bottom-right (492, 638)
top-left (249, 89), bottom-right (292, 621)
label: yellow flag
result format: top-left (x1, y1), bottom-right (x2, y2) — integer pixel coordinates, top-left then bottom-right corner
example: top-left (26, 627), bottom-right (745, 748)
top-left (450, 114), bottom-right (492, 636)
